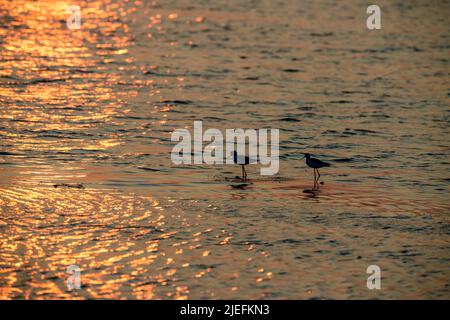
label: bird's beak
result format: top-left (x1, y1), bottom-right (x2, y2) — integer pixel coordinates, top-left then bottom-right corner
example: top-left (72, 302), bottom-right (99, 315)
top-left (300, 155), bottom-right (305, 159)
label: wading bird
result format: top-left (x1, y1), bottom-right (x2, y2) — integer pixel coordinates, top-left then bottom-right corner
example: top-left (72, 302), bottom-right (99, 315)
top-left (232, 151), bottom-right (250, 180)
top-left (303, 153), bottom-right (330, 187)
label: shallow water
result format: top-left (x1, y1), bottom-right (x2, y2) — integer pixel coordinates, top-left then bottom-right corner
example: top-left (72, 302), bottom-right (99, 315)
top-left (0, 0), bottom-right (449, 299)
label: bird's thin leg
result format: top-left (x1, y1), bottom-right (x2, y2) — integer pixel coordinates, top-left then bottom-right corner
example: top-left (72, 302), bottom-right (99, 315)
top-left (241, 165), bottom-right (244, 180)
top-left (315, 169), bottom-right (320, 189)
top-left (316, 171), bottom-right (320, 189)
top-left (313, 168), bottom-right (317, 188)
top-left (243, 166), bottom-right (247, 180)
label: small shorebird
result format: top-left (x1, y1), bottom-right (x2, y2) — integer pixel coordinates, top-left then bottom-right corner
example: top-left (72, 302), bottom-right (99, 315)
top-left (232, 151), bottom-right (250, 180)
top-left (303, 153), bottom-right (330, 186)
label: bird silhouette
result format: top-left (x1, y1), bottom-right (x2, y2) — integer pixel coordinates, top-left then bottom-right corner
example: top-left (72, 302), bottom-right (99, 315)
top-left (231, 151), bottom-right (250, 180)
top-left (303, 153), bottom-right (330, 187)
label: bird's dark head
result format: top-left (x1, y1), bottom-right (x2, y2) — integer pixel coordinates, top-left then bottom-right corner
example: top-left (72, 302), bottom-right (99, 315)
top-left (304, 153), bottom-right (311, 159)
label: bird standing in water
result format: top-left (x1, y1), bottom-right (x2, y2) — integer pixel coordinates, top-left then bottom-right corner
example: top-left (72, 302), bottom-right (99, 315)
top-left (303, 153), bottom-right (330, 187)
top-left (232, 151), bottom-right (250, 180)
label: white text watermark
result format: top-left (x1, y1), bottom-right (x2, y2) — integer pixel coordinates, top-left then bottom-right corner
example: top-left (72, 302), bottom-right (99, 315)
top-left (171, 121), bottom-right (279, 176)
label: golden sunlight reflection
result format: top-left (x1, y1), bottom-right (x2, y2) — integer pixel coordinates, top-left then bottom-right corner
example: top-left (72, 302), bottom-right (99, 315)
top-left (0, 0), bottom-right (136, 169)
top-left (0, 180), bottom-right (273, 299)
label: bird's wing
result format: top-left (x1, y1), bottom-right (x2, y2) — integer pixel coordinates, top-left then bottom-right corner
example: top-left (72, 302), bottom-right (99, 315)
top-left (318, 159), bottom-right (331, 166)
top-left (312, 158), bottom-right (331, 167)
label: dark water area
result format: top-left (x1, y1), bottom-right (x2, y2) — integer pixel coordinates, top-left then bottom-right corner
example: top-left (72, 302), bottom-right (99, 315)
top-left (0, 0), bottom-right (449, 299)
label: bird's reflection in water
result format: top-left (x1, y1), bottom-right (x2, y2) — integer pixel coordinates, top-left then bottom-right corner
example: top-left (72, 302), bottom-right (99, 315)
top-left (228, 179), bottom-right (253, 201)
top-left (303, 188), bottom-right (320, 198)
top-left (303, 181), bottom-right (324, 198)
top-left (230, 182), bottom-right (252, 190)
top-left (225, 174), bottom-right (253, 190)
